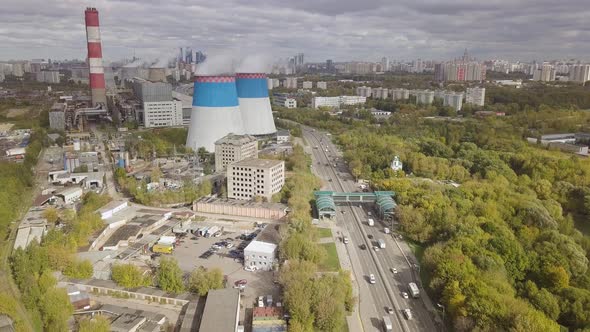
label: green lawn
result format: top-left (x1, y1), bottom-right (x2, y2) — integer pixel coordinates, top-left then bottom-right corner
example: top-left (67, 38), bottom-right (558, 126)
top-left (316, 227), bottom-right (333, 239)
top-left (318, 242), bottom-right (340, 272)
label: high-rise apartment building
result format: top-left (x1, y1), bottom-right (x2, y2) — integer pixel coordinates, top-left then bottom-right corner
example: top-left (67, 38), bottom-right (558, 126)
top-left (532, 64), bottom-right (556, 82)
top-left (444, 93), bottom-right (463, 111)
top-left (214, 134), bottom-right (258, 172)
top-left (227, 159), bottom-right (285, 201)
top-left (569, 64), bottom-right (590, 83)
top-left (465, 87), bottom-right (485, 106)
top-left (434, 62), bottom-right (486, 82)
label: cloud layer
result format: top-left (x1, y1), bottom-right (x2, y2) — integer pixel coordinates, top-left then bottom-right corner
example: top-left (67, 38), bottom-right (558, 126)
top-left (1, 0), bottom-right (589, 62)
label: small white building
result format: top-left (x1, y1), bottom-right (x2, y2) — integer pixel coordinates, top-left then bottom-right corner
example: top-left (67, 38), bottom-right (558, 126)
top-left (244, 240), bottom-right (277, 271)
top-left (276, 130), bottom-right (290, 143)
top-left (391, 156), bottom-right (403, 171)
top-left (97, 200), bottom-right (129, 220)
top-left (227, 158), bottom-right (285, 201)
top-left (57, 187), bottom-right (83, 204)
top-left (317, 81), bottom-right (327, 90)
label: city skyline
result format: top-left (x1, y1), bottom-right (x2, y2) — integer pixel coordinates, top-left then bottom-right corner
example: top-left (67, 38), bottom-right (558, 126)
top-left (2, 0), bottom-right (590, 62)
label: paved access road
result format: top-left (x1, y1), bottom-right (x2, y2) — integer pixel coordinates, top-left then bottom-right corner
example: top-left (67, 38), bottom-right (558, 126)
top-left (302, 126), bottom-right (440, 332)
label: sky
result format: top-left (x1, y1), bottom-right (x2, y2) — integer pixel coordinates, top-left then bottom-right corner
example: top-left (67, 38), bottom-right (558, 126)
top-left (1, 0), bottom-right (589, 63)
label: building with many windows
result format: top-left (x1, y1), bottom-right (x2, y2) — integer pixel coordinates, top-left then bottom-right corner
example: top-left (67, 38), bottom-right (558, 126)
top-left (143, 100), bottom-right (183, 128)
top-left (272, 93), bottom-right (297, 108)
top-left (227, 158), bottom-right (285, 200)
top-left (465, 87), bottom-right (485, 106)
top-left (214, 134), bottom-right (258, 173)
top-left (569, 64), bottom-right (590, 83)
top-left (317, 81), bottom-right (327, 89)
top-left (311, 96), bottom-right (366, 109)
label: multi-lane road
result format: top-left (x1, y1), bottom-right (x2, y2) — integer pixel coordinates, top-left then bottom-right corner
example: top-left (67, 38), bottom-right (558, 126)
top-left (302, 126), bottom-right (440, 332)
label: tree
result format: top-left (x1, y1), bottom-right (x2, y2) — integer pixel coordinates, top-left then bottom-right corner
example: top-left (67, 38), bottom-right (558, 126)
top-left (157, 257), bottom-right (184, 294)
top-left (63, 259), bottom-right (93, 279)
top-left (39, 287), bottom-right (73, 331)
top-left (111, 263), bottom-right (150, 289)
top-left (188, 267), bottom-right (224, 296)
top-left (78, 315), bottom-right (110, 332)
top-left (42, 207), bottom-right (59, 224)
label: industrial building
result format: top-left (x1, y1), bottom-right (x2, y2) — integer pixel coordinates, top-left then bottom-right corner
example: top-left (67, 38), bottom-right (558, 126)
top-left (272, 93), bottom-right (297, 108)
top-left (214, 133), bottom-right (258, 172)
top-left (466, 87), bottom-right (485, 106)
top-left (276, 129), bottom-right (290, 143)
top-left (236, 73), bottom-right (277, 136)
top-left (227, 158), bottom-right (285, 201)
top-left (186, 75), bottom-right (246, 152)
top-left (244, 240), bottom-right (277, 271)
top-left (199, 289), bottom-right (241, 332)
top-left (132, 79), bottom-right (184, 128)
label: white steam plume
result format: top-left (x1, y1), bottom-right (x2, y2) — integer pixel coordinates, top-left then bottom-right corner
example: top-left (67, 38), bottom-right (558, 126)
top-left (236, 54), bottom-right (272, 73)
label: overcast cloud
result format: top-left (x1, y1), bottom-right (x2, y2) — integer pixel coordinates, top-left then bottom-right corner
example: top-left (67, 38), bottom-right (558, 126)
top-left (1, 0), bottom-right (589, 62)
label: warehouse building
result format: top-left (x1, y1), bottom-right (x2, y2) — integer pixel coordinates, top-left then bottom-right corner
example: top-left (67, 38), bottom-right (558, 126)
top-left (227, 158), bottom-right (285, 201)
top-left (199, 289), bottom-right (241, 332)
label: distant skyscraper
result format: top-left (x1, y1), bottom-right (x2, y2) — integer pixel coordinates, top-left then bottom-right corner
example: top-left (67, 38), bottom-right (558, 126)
top-left (381, 57), bottom-right (390, 71)
top-left (185, 47), bottom-right (193, 63)
top-left (326, 59), bottom-right (334, 71)
top-left (296, 53), bottom-right (304, 67)
top-left (195, 51), bottom-right (206, 64)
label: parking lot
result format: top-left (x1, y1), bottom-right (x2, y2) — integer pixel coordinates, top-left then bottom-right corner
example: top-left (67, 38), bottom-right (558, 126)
top-left (169, 223), bottom-right (282, 329)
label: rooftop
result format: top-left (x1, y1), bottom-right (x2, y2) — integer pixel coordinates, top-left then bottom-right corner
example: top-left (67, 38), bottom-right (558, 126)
top-left (276, 129), bottom-right (290, 137)
top-left (97, 200), bottom-right (128, 214)
top-left (215, 133), bottom-right (258, 146)
top-left (231, 158), bottom-right (284, 169)
top-left (245, 240), bottom-right (277, 254)
top-left (199, 289), bottom-right (240, 332)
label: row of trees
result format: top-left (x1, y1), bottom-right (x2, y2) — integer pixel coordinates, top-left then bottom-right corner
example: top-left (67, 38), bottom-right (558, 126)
top-left (110, 258), bottom-right (224, 296)
top-left (275, 145), bottom-right (355, 332)
top-left (276, 106), bottom-right (590, 330)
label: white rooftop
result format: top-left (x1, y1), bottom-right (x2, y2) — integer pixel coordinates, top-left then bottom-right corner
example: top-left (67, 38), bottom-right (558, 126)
top-left (244, 240), bottom-right (277, 254)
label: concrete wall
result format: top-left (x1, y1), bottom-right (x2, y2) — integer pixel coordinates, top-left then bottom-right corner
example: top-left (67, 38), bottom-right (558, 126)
top-left (194, 202), bottom-right (286, 220)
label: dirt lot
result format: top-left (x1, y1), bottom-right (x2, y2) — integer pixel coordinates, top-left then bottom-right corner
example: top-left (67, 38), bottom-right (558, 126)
top-left (4, 107), bottom-right (31, 118)
top-left (171, 226), bottom-right (281, 329)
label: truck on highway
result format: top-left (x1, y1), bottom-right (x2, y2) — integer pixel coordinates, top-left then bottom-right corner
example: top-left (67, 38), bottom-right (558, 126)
top-left (408, 282), bottom-right (420, 298)
top-left (382, 316), bottom-right (393, 331)
top-left (378, 239), bottom-right (386, 249)
top-left (368, 218), bottom-right (375, 226)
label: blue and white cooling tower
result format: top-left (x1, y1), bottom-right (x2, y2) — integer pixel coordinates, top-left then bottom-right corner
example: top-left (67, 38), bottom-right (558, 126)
top-left (186, 75), bottom-right (245, 152)
top-left (236, 73), bottom-right (277, 135)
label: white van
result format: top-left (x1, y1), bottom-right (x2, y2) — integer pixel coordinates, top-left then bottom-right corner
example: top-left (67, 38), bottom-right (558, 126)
top-left (384, 227), bottom-right (390, 234)
top-left (368, 219), bottom-right (375, 226)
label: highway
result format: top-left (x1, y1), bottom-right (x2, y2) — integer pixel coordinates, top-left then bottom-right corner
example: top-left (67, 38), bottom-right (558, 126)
top-left (302, 126), bottom-right (439, 332)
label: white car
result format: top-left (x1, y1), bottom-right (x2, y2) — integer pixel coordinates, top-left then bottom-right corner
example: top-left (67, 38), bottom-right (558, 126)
top-left (369, 274), bottom-right (376, 284)
top-left (245, 266), bottom-right (257, 272)
top-left (403, 309), bottom-right (413, 320)
top-left (392, 268), bottom-right (398, 274)
top-left (373, 246), bottom-right (380, 252)
top-left (226, 243), bottom-right (234, 249)
top-left (258, 296), bottom-right (265, 307)
top-left (402, 292), bottom-right (409, 299)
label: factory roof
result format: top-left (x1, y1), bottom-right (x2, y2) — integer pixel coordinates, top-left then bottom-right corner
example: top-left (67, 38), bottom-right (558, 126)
top-left (215, 133), bottom-right (257, 146)
top-left (245, 240), bottom-right (277, 254)
top-left (230, 158), bottom-right (284, 169)
top-left (97, 200), bottom-right (128, 214)
top-left (103, 224), bottom-right (142, 247)
top-left (199, 289), bottom-right (240, 332)
top-left (57, 186), bottom-right (83, 197)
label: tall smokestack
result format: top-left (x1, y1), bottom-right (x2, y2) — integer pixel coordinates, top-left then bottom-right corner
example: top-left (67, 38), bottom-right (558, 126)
top-left (186, 75), bottom-right (245, 152)
top-left (235, 73), bottom-right (276, 135)
top-left (84, 7), bottom-right (107, 107)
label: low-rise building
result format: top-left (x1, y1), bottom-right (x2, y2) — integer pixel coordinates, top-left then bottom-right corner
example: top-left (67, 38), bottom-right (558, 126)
top-left (97, 200), bottom-right (129, 220)
top-left (272, 93), bottom-right (297, 108)
top-left (276, 129), bottom-right (290, 143)
top-left (199, 289), bottom-right (241, 332)
top-left (302, 81), bottom-right (313, 89)
top-left (227, 158), bottom-right (285, 201)
top-left (57, 186), bottom-right (83, 204)
top-left (317, 81), bottom-right (327, 89)
top-left (214, 134), bottom-right (258, 173)
top-left (244, 240), bottom-right (277, 271)
top-left (311, 96), bottom-right (366, 109)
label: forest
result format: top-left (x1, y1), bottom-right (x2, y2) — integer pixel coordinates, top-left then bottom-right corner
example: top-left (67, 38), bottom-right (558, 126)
top-left (276, 106), bottom-right (590, 331)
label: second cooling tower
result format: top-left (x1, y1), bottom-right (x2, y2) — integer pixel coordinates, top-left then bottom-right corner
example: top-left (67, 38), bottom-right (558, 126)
top-left (186, 75), bottom-right (245, 152)
top-left (235, 73), bottom-right (277, 135)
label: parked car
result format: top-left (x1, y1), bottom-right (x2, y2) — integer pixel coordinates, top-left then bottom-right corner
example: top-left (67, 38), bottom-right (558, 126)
top-left (369, 274), bottom-right (376, 284)
top-left (226, 243), bottom-right (234, 249)
top-left (391, 268), bottom-right (398, 274)
top-left (266, 295), bottom-right (273, 306)
top-left (258, 296), bottom-right (264, 307)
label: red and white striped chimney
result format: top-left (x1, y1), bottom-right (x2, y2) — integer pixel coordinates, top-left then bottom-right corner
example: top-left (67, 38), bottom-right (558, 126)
top-left (84, 7), bottom-right (107, 107)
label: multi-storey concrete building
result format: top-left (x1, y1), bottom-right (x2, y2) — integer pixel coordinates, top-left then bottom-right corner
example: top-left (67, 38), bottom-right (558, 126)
top-left (143, 100), bottom-right (183, 128)
top-left (415, 90), bottom-right (435, 105)
top-left (214, 134), bottom-right (258, 173)
top-left (272, 93), bottom-right (297, 108)
top-left (311, 96), bottom-right (366, 109)
top-left (444, 93), bottom-right (464, 111)
top-left (227, 158), bottom-right (285, 201)
top-left (283, 77), bottom-right (298, 89)
top-left (569, 64), bottom-right (590, 83)
top-left (391, 88), bottom-right (410, 101)
top-left (356, 86), bottom-right (372, 97)
top-left (36, 70), bottom-right (60, 83)
top-left (317, 81), bottom-right (327, 89)
top-left (465, 87), bottom-right (485, 106)
top-left (302, 81), bottom-right (313, 89)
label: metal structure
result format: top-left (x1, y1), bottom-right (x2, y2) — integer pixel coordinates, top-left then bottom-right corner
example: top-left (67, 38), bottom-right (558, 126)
top-left (235, 73), bottom-right (277, 136)
top-left (186, 75), bottom-right (245, 152)
top-left (314, 191), bottom-right (397, 219)
top-left (84, 8), bottom-right (107, 108)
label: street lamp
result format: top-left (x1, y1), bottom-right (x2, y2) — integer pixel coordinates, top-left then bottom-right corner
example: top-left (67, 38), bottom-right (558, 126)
top-left (436, 303), bottom-right (446, 323)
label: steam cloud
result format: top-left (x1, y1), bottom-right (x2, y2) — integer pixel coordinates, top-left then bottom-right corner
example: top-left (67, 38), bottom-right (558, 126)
top-left (196, 51), bottom-right (271, 75)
